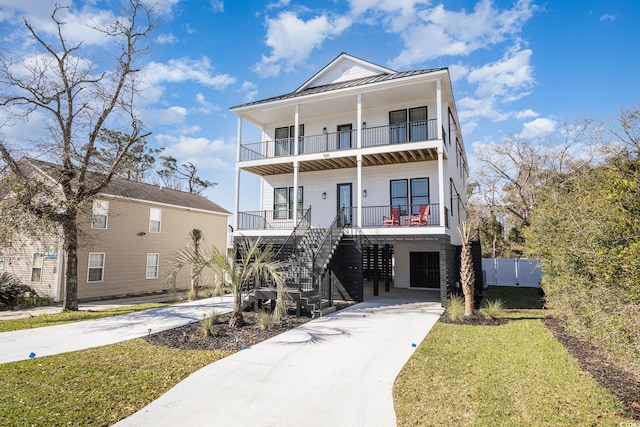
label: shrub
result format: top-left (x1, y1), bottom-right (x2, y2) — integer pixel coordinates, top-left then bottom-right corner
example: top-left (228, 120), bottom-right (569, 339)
top-left (480, 298), bottom-right (506, 319)
top-left (0, 273), bottom-right (38, 308)
top-left (257, 309), bottom-right (275, 331)
top-left (444, 295), bottom-right (465, 322)
top-left (200, 309), bottom-right (223, 337)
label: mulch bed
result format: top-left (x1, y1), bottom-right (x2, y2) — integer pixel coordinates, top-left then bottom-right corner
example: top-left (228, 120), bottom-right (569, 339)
top-left (144, 310), bottom-right (312, 352)
top-left (438, 314), bottom-right (506, 326)
top-left (544, 316), bottom-right (640, 420)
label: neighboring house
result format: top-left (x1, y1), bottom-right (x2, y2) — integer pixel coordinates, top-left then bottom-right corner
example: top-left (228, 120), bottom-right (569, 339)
top-left (0, 160), bottom-right (230, 302)
top-left (230, 53), bottom-right (469, 307)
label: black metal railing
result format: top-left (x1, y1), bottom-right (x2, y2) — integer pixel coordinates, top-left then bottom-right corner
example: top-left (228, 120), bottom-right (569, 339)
top-left (238, 120), bottom-right (439, 161)
top-left (237, 208), bottom-right (310, 230)
top-left (361, 203), bottom-right (440, 227)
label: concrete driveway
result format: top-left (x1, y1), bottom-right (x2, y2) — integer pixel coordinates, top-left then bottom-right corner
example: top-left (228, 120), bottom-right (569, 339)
top-left (115, 293), bottom-right (443, 427)
top-left (0, 296), bottom-right (234, 364)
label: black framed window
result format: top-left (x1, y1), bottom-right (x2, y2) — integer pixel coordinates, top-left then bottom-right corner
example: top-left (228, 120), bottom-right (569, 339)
top-left (390, 179), bottom-right (408, 215)
top-left (389, 110), bottom-right (407, 143)
top-left (274, 186), bottom-right (303, 219)
top-left (410, 178), bottom-right (429, 214)
top-left (409, 106), bottom-right (427, 141)
top-left (275, 125), bottom-right (304, 156)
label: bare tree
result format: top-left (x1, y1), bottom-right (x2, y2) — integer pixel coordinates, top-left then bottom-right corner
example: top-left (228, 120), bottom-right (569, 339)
top-left (157, 155), bottom-right (217, 194)
top-left (473, 119), bottom-right (603, 255)
top-left (0, 1), bottom-right (155, 310)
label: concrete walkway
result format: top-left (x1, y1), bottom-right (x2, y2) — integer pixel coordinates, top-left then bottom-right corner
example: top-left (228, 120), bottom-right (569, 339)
top-left (115, 294), bottom-right (443, 427)
top-left (0, 296), bottom-right (234, 364)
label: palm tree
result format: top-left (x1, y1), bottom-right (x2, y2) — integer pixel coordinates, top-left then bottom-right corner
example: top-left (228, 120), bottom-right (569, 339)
top-left (188, 228), bottom-right (203, 298)
top-left (166, 238), bottom-right (287, 328)
top-left (459, 222), bottom-right (476, 317)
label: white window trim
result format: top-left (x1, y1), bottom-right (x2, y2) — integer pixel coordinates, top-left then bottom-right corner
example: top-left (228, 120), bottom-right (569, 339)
top-left (91, 200), bottom-right (109, 229)
top-left (146, 253), bottom-right (160, 279)
top-left (149, 208), bottom-right (162, 233)
top-left (87, 252), bottom-right (105, 283)
top-left (31, 253), bottom-right (43, 283)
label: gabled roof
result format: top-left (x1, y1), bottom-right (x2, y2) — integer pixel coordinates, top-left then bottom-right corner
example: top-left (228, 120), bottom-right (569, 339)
top-left (26, 159), bottom-right (230, 215)
top-left (295, 52), bottom-right (396, 92)
top-left (230, 66), bottom-right (447, 111)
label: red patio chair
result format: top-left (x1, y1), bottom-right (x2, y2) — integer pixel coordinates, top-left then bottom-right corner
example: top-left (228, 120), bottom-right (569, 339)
top-left (409, 204), bottom-right (430, 226)
top-left (382, 207), bottom-right (400, 226)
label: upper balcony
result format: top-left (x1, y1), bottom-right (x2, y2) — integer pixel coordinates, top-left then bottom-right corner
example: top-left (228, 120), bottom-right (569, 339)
top-left (238, 120), bottom-right (447, 176)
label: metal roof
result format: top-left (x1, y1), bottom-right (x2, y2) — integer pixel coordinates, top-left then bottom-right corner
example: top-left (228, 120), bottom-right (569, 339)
top-left (230, 67), bottom-right (448, 111)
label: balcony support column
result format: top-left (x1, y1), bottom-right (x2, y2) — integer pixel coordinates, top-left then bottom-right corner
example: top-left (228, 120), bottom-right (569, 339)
top-left (294, 104), bottom-right (300, 155)
top-left (436, 79), bottom-right (443, 141)
top-left (293, 160), bottom-right (299, 225)
top-left (233, 115), bottom-right (243, 230)
top-left (438, 147), bottom-right (445, 227)
top-left (357, 93), bottom-right (362, 149)
top-left (357, 154), bottom-right (363, 227)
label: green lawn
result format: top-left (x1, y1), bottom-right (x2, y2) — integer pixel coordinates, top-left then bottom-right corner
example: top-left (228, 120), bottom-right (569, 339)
top-left (0, 303), bottom-right (171, 332)
top-left (394, 289), bottom-right (634, 426)
top-left (0, 339), bottom-right (231, 426)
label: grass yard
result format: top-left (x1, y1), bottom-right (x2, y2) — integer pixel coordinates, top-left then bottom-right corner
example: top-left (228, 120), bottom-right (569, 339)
top-left (0, 339), bottom-right (231, 426)
top-left (0, 303), bottom-right (170, 332)
top-left (394, 289), bottom-right (635, 426)
top-left (483, 285), bottom-right (545, 309)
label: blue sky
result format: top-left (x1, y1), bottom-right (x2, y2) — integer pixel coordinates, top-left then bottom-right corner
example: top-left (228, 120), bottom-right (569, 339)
top-left (1, 0), bottom-right (639, 214)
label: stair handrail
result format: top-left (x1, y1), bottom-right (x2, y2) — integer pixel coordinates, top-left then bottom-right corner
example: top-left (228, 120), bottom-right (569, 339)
top-left (313, 207), bottom-right (347, 267)
top-left (274, 208), bottom-right (312, 260)
top-left (345, 226), bottom-right (371, 250)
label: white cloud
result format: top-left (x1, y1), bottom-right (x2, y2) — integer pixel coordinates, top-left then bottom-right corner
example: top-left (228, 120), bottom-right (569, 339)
top-left (253, 11), bottom-right (352, 77)
top-left (383, 0), bottom-right (536, 68)
top-left (448, 63), bottom-right (470, 83)
top-left (156, 134), bottom-right (236, 173)
top-left (143, 57), bottom-right (236, 93)
top-left (239, 81), bottom-right (259, 102)
top-left (467, 48), bottom-right (534, 98)
top-left (515, 109), bottom-right (538, 119)
top-left (210, 0), bottom-right (224, 13)
top-left (156, 33), bottom-right (176, 44)
top-left (194, 93), bottom-right (219, 114)
top-left (142, 106), bottom-right (189, 128)
top-left (600, 13), bottom-right (616, 22)
top-left (517, 117), bottom-right (556, 139)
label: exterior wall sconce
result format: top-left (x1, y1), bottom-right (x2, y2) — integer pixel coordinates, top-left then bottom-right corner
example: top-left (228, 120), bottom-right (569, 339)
top-left (363, 189), bottom-right (367, 197)
top-left (322, 127), bottom-right (327, 133)
top-left (362, 122), bottom-right (366, 128)
top-left (137, 232), bottom-right (146, 236)
top-left (322, 192), bottom-right (326, 199)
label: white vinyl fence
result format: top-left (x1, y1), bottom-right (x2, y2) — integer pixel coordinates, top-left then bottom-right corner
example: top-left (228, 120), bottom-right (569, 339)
top-left (482, 258), bottom-right (542, 288)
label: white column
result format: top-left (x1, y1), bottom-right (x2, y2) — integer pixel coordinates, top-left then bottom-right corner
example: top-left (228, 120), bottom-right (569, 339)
top-left (438, 148), bottom-right (446, 227)
top-left (294, 104), bottom-right (300, 155)
top-left (357, 93), bottom-right (362, 149)
top-left (233, 115), bottom-right (243, 230)
top-left (357, 155), bottom-right (363, 227)
top-left (293, 160), bottom-right (299, 225)
top-left (436, 79), bottom-right (443, 141)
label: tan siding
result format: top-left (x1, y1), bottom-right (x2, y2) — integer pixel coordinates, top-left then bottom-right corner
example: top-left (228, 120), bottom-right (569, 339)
top-left (77, 198), bottom-right (228, 300)
top-left (1, 237), bottom-right (61, 300)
